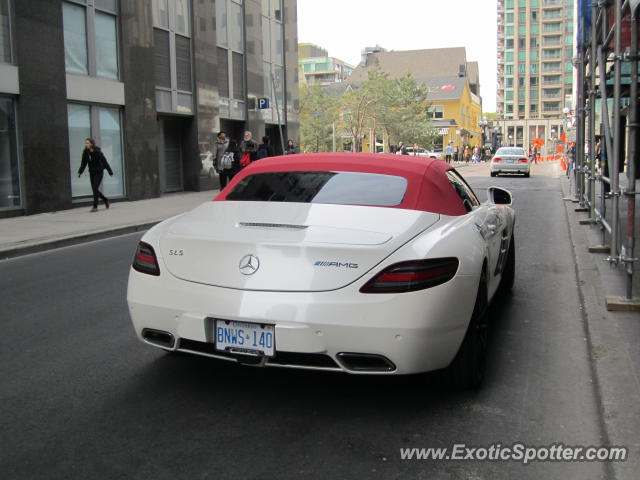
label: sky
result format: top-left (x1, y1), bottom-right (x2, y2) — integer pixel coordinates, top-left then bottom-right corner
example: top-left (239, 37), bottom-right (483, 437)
top-left (297, 0), bottom-right (498, 112)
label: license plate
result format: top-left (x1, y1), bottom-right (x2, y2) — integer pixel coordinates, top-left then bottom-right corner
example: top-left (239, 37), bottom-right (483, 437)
top-left (215, 320), bottom-right (275, 357)
top-left (506, 158), bottom-right (514, 163)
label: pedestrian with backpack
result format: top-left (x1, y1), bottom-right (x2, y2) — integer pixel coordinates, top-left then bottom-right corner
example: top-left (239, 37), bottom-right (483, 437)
top-left (218, 138), bottom-right (240, 189)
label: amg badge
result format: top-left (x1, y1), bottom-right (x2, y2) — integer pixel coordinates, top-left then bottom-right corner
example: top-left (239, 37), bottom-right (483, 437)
top-left (314, 261), bottom-right (359, 269)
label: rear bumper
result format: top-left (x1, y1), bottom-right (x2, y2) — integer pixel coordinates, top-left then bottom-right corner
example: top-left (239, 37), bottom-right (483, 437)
top-left (490, 163), bottom-right (529, 174)
top-left (127, 268), bottom-right (479, 375)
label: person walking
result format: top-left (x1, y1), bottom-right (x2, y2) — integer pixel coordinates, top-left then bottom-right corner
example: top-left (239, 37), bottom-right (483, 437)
top-left (240, 130), bottom-right (258, 167)
top-left (396, 141), bottom-right (408, 155)
top-left (285, 139), bottom-right (297, 155)
top-left (257, 135), bottom-right (274, 159)
top-left (445, 142), bottom-right (453, 164)
top-left (214, 131), bottom-right (231, 188)
top-left (472, 145), bottom-right (479, 163)
top-left (454, 145), bottom-right (459, 162)
top-left (77, 138), bottom-right (113, 212)
top-left (464, 145), bottom-right (470, 163)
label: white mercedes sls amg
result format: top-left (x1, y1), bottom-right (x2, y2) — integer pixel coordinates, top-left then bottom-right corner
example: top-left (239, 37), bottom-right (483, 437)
top-left (127, 153), bottom-right (515, 388)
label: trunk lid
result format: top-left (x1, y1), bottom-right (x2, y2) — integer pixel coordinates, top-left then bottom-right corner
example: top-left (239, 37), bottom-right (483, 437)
top-left (159, 201), bottom-right (439, 291)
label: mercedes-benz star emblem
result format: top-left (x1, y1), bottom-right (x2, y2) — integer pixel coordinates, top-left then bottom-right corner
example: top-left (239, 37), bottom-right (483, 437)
top-left (239, 254), bottom-right (260, 275)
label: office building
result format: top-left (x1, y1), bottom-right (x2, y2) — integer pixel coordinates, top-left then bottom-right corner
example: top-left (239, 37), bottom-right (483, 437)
top-left (0, 0), bottom-right (299, 217)
top-left (496, 0), bottom-right (575, 149)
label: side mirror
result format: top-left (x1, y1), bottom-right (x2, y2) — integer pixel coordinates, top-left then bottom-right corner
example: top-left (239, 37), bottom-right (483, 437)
top-left (487, 186), bottom-right (513, 205)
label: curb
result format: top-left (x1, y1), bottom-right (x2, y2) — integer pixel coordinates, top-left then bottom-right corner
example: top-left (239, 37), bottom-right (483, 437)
top-left (560, 178), bottom-right (640, 478)
top-left (0, 221), bottom-right (160, 260)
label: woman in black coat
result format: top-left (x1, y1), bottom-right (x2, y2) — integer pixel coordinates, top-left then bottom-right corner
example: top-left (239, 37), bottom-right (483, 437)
top-left (78, 138), bottom-right (114, 212)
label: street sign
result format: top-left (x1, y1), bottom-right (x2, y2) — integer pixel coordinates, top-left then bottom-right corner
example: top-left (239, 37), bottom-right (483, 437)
top-left (258, 97), bottom-right (270, 109)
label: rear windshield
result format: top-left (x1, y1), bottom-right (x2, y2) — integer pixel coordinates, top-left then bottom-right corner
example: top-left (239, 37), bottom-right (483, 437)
top-left (496, 148), bottom-right (526, 156)
top-left (226, 171), bottom-right (408, 207)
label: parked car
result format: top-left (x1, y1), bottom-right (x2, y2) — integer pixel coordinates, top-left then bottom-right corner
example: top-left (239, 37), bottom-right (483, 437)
top-left (128, 153), bottom-right (516, 388)
top-left (405, 147), bottom-right (440, 159)
top-left (490, 147), bottom-right (530, 177)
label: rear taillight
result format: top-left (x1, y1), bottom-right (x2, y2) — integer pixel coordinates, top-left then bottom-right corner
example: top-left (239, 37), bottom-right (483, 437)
top-left (133, 242), bottom-right (160, 276)
top-left (360, 258), bottom-right (459, 294)
top-left (518, 158), bottom-right (528, 163)
top-left (492, 157), bottom-right (502, 162)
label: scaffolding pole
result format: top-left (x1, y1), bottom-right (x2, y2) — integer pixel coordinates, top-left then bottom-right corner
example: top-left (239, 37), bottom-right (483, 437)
top-left (577, 0), bottom-right (639, 310)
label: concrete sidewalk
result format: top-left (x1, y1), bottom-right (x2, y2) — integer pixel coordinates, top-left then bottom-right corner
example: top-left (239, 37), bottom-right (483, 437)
top-left (0, 159), bottom-right (474, 260)
top-left (0, 190), bottom-right (219, 259)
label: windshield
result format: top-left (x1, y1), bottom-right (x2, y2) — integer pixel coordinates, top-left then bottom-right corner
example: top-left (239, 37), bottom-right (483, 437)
top-left (226, 171), bottom-right (408, 207)
top-left (496, 148), bottom-right (526, 156)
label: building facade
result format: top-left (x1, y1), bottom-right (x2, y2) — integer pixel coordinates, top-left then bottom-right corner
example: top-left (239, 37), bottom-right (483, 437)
top-left (298, 43), bottom-right (354, 86)
top-left (0, 0), bottom-right (299, 217)
top-left (496, 0), bottom-right (575, 150)
top-left (347, 47), bottom-right (483, 152)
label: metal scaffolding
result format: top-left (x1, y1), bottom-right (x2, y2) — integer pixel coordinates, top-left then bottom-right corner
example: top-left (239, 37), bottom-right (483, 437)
top-left (574, 0), bottom-right (639, 310)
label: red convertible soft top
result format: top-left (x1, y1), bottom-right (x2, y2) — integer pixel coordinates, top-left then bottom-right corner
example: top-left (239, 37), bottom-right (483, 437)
top-left (214, 152), bottom-right (467, 216)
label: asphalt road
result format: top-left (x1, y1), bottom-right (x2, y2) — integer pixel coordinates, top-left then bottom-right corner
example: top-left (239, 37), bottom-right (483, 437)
top-left (1, 163), bottom-right (610, 480)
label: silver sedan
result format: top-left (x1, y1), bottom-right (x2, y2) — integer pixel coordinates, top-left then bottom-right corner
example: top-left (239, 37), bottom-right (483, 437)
top-left (490, 147), bottom-right (531, 177)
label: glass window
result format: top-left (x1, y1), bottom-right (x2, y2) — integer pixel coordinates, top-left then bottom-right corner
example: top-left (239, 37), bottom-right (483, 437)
top-left (505, 90), bottom-right (514, 101)
top-left (217, 47), bottom-right (229, 98)
top-left (530, 89), bottom-right (539, 100)
top-left (154, 29), bottom-right (171, 88)
top-left (518, 11), bottom-right (526, 23)
top-left (518, 25), bottom-right (526, 35)
top-left (216, 0), bottom-right (228, 47)
top-left (427, 105), bottom-right (444, 119)
top-left (518, 90), bottom-right (525, 101)
top-left (530, 50), bottom-right (539, 61)
top-left (63, 2), bottom-right (89, 75)
top-left (506, 25), bottom-right (514, 35)
top-left (506, 0), bottom-right (514, 9)
top-left (68, 104), bottom-right (124, 198)
top-left (232, 51), bottom-right (244, 100)
top-left (530, 24), bottom-right (539, 35)
top-left (530, 37), bottom-right (539, 48)
top-left (565, 73), bottom-right (573, 84)
top-left (175, 35), bottom-right (192, 92)
top-left (506, 12), bottom-right (514, 23)
top-left (271, 21), bottom-right (283, 65)
top-left (530, 63), bottom-right (538, 74)
top-left (505, 77), bottom-right (514, 88)
top-left (565, 35), bottom-right (573, 45)
top-left (95, 12), bottom-right (118, 80)
top-left (0, 97), bottom-right (19, 210)
top-left (446, 171), bottom-right (479, 211)
top-left (530, 76), bottom-right (538, 86)
top-left (518, 51), bottom-right (526, 61)
top-left (227, 172), bottom-right (408, 207)
top-left (229, 1), bottom-right (243, 52)
top-left (98, 107), bottom-right (124, 197)
top-left (0, 0), bottom-right (11, 63)
top-left (565, 61), bottom-right (573, 72)
top-left (505, 64), bottom-right (514, 75)
top-left (506, 39), bottom-right (514, 49)
top-left (271, 0), bottom-right (282, 21)
top-left (68, 104), bottom-right (92, 198)
top-left (153, 0), bottom-right (169, 28)
top-left (174, 0), bottom-right (190, 36)
top-left (506, 51), bottom-right (514, 62)
top-left (518, 63), bottom-right (526, 74)
top-left (262, 16), bottom-right (271, 61)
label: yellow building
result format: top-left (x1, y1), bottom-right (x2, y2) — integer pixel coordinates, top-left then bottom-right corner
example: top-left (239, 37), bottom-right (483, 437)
top-left (347, 47), bottom-right (483, 153)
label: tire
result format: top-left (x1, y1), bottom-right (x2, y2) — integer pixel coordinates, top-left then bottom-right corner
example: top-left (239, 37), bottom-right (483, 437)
top-left (523, 171), bottom-right (530, 178)
top-left (500, 235), bottom-right (515, 293)
top-left (446, 268), bottom-right (489, 389)
top-left (490, 172), bottom-right (497, 177)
